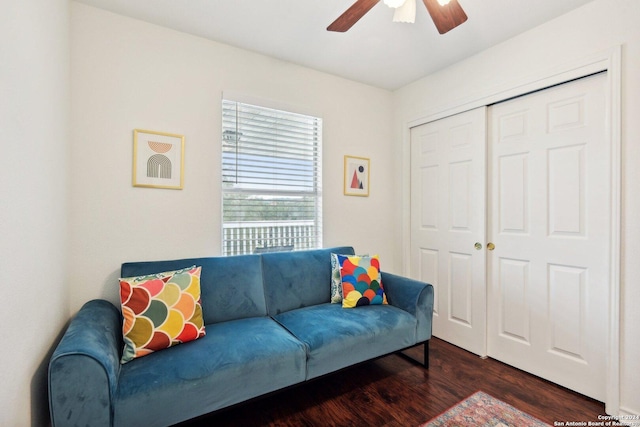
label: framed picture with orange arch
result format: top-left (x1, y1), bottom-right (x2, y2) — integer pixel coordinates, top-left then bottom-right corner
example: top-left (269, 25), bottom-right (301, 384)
top-left (133, 129), bottom-right (184, 189)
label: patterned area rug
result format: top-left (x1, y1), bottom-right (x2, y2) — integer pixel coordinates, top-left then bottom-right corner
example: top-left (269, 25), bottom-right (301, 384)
top-left (421, 391), bottom-right (551, 427)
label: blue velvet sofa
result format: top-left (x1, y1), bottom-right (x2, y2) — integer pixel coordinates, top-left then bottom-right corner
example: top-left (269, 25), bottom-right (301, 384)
top-left (48, 247), bottom-right (434, 427)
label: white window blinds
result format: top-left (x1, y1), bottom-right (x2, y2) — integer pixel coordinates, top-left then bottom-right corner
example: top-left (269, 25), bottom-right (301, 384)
top-left (221, 99), bottom-right (323, 256)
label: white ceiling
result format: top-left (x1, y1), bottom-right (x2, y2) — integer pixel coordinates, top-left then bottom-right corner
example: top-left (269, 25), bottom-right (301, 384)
top-left (74, 0), bottom-right (596, 90)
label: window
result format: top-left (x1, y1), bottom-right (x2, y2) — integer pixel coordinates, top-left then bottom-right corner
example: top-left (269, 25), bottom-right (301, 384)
top-left (221, 99), bottom-right (322, 256)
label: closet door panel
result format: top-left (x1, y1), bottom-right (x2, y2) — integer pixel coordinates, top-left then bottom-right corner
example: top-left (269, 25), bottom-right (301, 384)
top-left (487, 73), bottom-right (609, 401)
top-left (410, 107), bottom-right (487, 356)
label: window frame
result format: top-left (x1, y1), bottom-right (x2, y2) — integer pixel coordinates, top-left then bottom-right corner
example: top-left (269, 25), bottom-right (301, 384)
top-left (221, 98), bottom-right (323, 256)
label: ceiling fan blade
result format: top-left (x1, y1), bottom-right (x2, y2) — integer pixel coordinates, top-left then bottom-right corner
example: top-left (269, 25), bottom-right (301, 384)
top-left (422, 0), bottom-right (467, 34)
top-left (327, 0), bottom-right (380, 32)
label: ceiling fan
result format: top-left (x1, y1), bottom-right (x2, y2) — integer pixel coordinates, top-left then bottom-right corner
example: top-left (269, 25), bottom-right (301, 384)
top-left (327, 0), bottom-right (467, 34)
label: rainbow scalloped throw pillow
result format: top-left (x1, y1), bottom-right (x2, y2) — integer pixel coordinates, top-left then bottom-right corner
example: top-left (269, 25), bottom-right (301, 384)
top-left (338, 254), bottom-right (387, 308)
top-left (331, 253), bottom-right (371, 303)
top-left (119, 265), bottom-right (205, 363)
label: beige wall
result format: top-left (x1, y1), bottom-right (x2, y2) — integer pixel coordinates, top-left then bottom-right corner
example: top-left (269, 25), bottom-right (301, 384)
top-left (3, 1), bottom-right (636, 424)
top-left (69, 3), bottom-right (396, 311)
top-left (0, 0), bottom-right (70, 425)
top-left (393, 0), bottom-right (639, 416)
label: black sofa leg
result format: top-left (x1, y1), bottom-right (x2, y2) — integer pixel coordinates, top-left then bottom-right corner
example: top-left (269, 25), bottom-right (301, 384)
top-left (424, 340), bottom-right (429, 369)
top-left (397, 340), bottom-right (429, 368)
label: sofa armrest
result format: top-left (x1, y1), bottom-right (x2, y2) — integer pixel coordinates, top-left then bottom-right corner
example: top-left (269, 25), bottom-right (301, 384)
top-left (382, 272), bottom-right (434, 342)
top-left (49, 299), bottom-right (122, 427)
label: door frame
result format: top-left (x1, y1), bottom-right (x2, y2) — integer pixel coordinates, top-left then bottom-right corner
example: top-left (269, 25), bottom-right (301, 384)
top-left (401, 46), bottom-right (621, 414)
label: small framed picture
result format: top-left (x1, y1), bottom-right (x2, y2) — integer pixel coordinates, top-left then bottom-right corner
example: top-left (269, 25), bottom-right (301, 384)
top-left (133, 129), bottom-right (184, 190)
top-left (344, 155), bottom-right (370, 197)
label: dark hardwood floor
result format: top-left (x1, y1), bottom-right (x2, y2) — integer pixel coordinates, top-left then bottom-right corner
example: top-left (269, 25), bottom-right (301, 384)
top-left (179, 337), bottom-right (605, 426)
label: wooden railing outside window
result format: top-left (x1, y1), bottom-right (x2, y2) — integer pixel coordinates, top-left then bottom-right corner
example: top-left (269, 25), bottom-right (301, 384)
top-left (222, 220), bottom-right (318, 256)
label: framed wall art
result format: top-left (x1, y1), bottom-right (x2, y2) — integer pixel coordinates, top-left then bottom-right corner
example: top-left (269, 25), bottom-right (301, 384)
top-left (133, 129), bottom-right (184, 189)
top-left (344, 155), bottom-right (370, 197)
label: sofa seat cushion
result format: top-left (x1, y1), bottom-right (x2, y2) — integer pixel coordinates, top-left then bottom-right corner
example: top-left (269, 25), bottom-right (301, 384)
top-left (113, 317), bottom-right (307, 427)
top-left (274, 303), bottom-right (417, 380)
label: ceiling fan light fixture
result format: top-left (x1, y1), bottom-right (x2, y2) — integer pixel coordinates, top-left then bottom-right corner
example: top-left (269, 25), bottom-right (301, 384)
top-left (392, 0), bottom-right (416, 23)
top-left (327, 0), bottom-right (467, 34)
top-left (383, 0), bottom-right (407, 8)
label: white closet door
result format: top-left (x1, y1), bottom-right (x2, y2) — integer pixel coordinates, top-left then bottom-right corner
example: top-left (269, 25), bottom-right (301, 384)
top-left (410, 107), bottom-right (487, 357)
top-left (487, 72), bottom-right (609, 401)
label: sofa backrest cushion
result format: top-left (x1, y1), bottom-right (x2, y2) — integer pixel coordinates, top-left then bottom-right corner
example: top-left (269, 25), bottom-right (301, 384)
top-left (262, 246), bottom-right (355, 315)
top-left (121, 255), bottom-right (266, 325)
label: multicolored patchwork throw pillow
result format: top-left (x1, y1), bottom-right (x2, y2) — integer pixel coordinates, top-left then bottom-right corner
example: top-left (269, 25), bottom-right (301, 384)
top-left (119, 266), bottom-right (205, 363)
top-left (331, 253), bottom-right (370, 303)
top-left (338, 254), bottom-right (387, 308)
